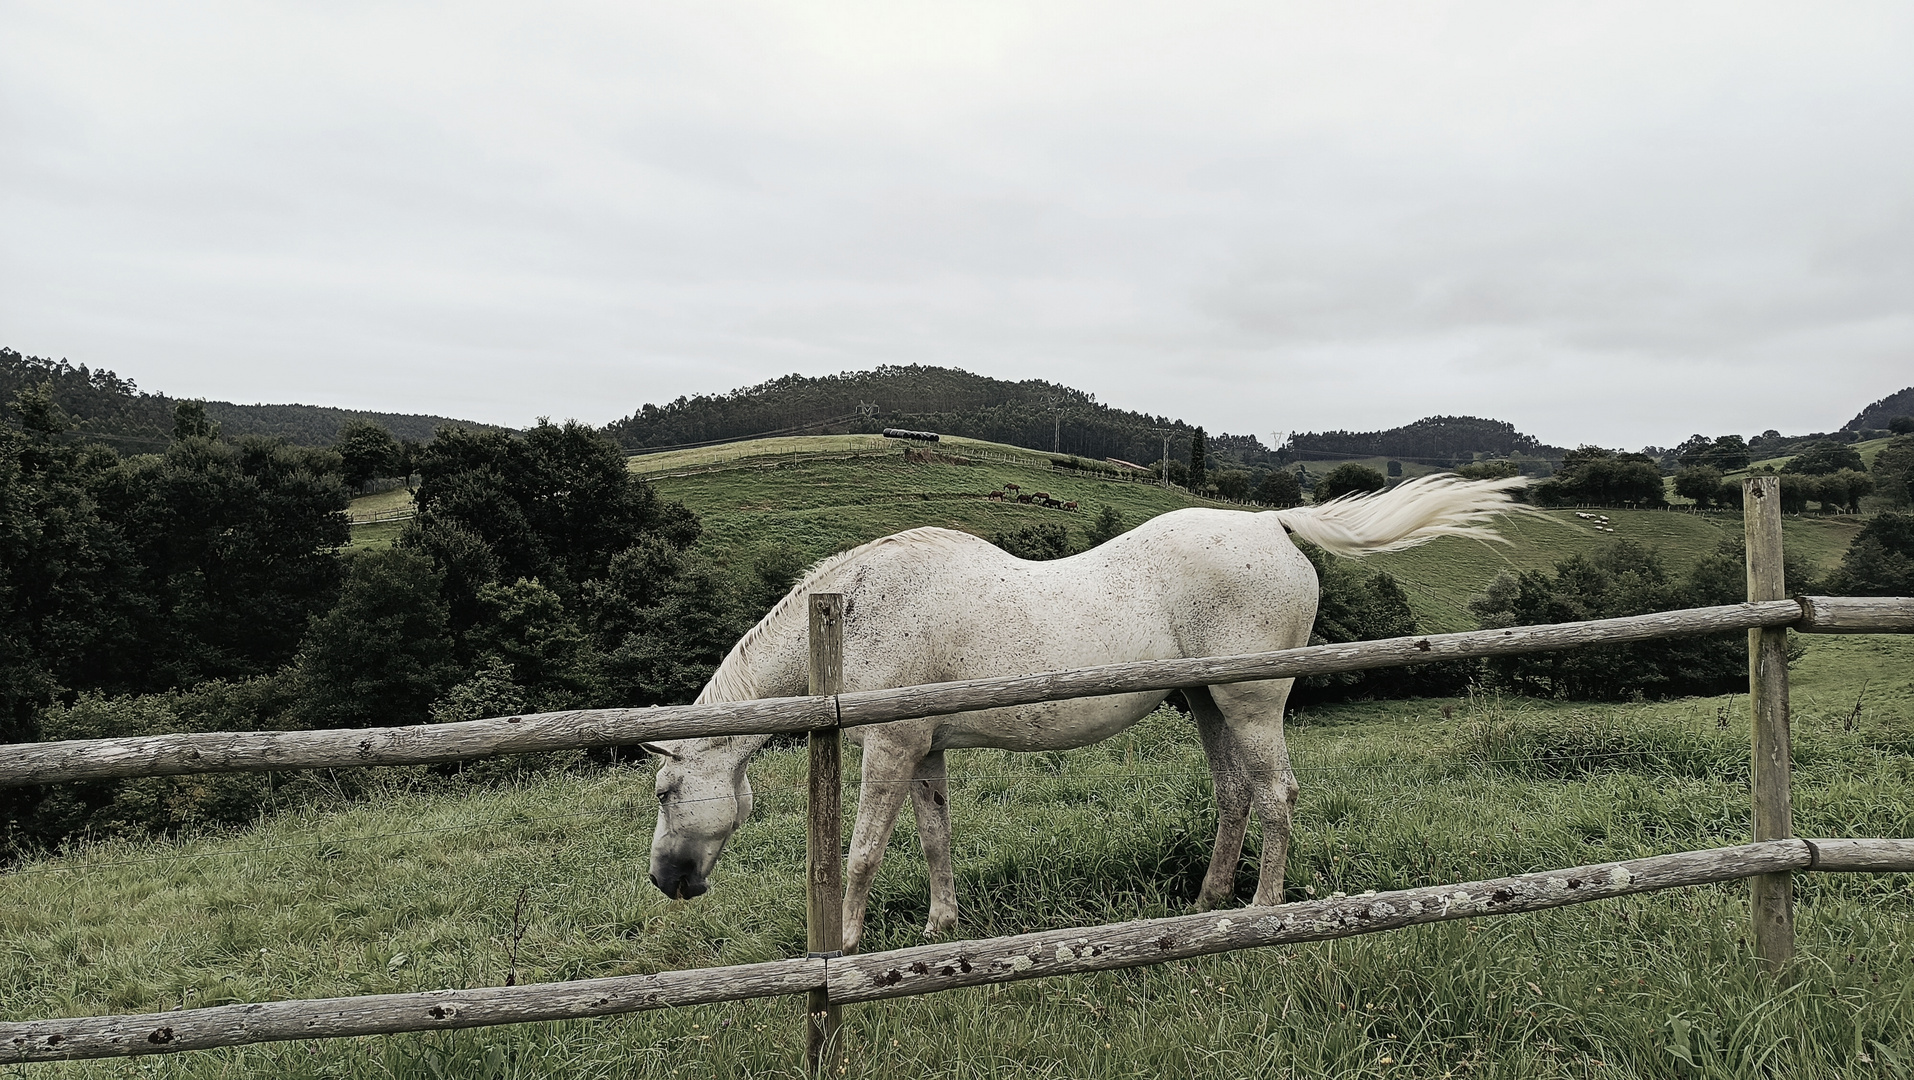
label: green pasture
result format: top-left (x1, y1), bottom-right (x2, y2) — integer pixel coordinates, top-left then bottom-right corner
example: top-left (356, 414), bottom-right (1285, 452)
top-left (629, 435), bottom-right (1867, 635)
top-left (4, 634), bottom-right (1911, 1078)
top-left (1364, 509), bottom-right (1864, 634)
top-left (642, 438), bottom-right (1219, 567)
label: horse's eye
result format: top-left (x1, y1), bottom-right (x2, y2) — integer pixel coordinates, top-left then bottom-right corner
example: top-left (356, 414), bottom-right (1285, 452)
top-left (657, 791), bottom-right (671, 804)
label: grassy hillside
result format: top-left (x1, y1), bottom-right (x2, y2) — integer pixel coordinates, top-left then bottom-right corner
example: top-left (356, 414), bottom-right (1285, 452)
top-left (631, 435), bottom-right (1868, 636)
top-left (3, 636), bottom-right (1909, 1077)
top-left (638, 434), bottom-right (1223, 566)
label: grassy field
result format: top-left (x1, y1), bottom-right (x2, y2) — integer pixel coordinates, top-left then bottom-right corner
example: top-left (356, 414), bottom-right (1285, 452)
top-left (3, 634), bottom-right (1910, 1078)
top-left (640, 438), bottom-right (1221, 568)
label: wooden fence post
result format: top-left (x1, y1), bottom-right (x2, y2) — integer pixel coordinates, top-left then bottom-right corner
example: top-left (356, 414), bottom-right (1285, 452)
top-left (1744, 476), bottom-right (1794, 969)
top-left (805, 594), bottom-right (845, 1074)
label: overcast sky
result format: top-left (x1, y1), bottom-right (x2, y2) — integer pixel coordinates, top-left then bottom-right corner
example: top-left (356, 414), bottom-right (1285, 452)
top-left (4, 2), bottom-right (1911, 449)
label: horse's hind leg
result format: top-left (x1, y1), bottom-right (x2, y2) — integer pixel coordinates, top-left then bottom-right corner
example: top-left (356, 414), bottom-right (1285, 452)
top-left (909, 750), bottom-right (958, 938)
top-left (1203, 680), bottom-right (1300, 909)
top-left (841, 727), bottom-right (932, 952)
top-left (1188, 687), bottom-right (1253, 911)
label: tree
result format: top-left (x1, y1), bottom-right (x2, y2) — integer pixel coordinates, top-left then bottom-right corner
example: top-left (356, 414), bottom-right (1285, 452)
top-left (1255, 470), bottom-right (1302, 508)
top-left (0, 385), bottom-right (144, 740)
top-left (990, 522), bottom-right (1074, 560)
top-left (1892, 417), bottom-right (1914, 435)
top-left (1673, 465), bottom-right (1724, 507)
top-left (1870, 435), bottom-right (1914, 508)
top-left (409, 420), bottom-right (699, 626)
top-left (1823, 512), bottom-right (1914, 596)
top-left (171, 400), bottom-right (219, 441)
top-left (104, 434), bottom-right (350, 687)
top-left (1214, 469), bottom-right (1251, 500)
top-left (1532, 447), bottom-right (1667, 508)
top-left (334, 420), bottom-right (402, 491)
top-left (1783, 441), bottom-right (1865, 475)
top-left (1085, 506), bottom-right (1126, 546)
top-left (1455, 460), bottom-right (1520, 481)
top-left (292, 548), bottom-right (457, 727)
top-left (1189, 427), bottom-right (1207, 489)
top-left (1777, 472), bottom-right (1813, 513)
top-left (468, 578), bottom-right (598, 711)
top-left (1314, 463), bottom-right (1386, 502)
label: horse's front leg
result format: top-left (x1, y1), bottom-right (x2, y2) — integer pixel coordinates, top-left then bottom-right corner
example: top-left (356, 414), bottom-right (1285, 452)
top-left (841, 729), bottom-right (930, 952)
top-left (1204, 680), bottom-right (1300, 908)
top-left (908, 749), bottom-right (957, 938)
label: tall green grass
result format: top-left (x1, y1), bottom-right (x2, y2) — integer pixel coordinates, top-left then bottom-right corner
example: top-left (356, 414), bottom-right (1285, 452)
top-left (5, 635), bottom-right (1910, 1078)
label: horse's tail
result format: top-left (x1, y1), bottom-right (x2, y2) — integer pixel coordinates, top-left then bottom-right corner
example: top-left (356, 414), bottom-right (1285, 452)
top-left (1272, 474), bottom-right (1533, 557)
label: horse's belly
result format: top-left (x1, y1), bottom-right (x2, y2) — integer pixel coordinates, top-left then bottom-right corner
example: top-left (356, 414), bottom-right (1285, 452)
top-left (931, 692), bottom-right (1169, 753)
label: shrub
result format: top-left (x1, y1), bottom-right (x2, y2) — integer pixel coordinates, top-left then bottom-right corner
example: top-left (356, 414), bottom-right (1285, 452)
top-left (1466, 538), bottom-right (1785, 700)
top-left (1823, 512), bottom-right (1914, 596)
top-left (1314, 463), bottom-right (1386, 502)
top-left (991, 522), bottom-right (1075, 561)
top-left (1782, 440), bottom-right (1865, 476)
top-left (1255, 470), bottom-right (1302, 508)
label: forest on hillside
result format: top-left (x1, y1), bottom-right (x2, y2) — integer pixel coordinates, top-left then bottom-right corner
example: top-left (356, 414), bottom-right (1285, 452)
top-left (1289, 415), bottom-right (1564, 465)
top-left (0, 348), bottom-right (503, 449)
top-left (601, 365), bottom-right (1287, 468)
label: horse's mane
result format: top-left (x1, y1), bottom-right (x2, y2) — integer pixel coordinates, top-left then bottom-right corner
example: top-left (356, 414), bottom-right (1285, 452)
top-left (696, 527), bottom-right (981, 704)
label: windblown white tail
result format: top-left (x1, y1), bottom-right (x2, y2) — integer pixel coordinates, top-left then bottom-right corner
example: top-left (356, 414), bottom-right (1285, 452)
top-left (1273, 474), bottom-right (1531, 557)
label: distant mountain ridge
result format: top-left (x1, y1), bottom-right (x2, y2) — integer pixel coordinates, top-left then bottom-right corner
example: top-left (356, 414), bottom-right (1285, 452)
top-left (1, 348), bottom-right (508, 450)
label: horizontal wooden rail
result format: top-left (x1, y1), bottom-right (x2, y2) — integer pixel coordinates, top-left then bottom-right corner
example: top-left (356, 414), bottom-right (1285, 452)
top-left (830, 838), bottom-right (1912, 1002)
top-left (6, 838), bottom-right (1909, 1063)
top-left (3, 597), bottom-right (1909, 789)
top-left (0, 958), bottom-right (822, 1064)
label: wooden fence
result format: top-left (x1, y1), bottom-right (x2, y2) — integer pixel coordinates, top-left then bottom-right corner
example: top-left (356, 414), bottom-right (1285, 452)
top-left (4, 475), bottom-right (1913, 1068)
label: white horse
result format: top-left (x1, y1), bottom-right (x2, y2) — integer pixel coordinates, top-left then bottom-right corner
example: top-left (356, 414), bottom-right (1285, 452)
top-left (645, 474), bottom-right (1524, 950)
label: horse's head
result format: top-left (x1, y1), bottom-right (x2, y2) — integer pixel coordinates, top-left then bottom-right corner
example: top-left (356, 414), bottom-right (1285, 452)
top-left (643, 738), bottom-right (756, 901)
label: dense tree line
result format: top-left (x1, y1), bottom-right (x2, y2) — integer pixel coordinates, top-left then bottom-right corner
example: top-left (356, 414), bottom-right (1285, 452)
top-left (2, 391), bottom-right (783, 854)
top-left (1531, 447), bottom-right (1668, 508)
top-left (600, 364), bottom-right (1286, 470)
top-left (1288, 416), bottom-right (1561, 465)
top-left (1, 347), bottom-right (501, 450)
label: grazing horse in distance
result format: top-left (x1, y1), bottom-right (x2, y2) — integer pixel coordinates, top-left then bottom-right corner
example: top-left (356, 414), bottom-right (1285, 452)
top-left (645, 475), bottom-right (1528, 949)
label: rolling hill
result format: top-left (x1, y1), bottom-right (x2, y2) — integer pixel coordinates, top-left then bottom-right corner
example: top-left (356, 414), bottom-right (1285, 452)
top-left (601, 434), bottom-right (1874, 635)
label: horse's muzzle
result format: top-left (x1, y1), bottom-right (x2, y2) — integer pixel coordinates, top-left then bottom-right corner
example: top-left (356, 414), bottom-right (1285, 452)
top-left (649, 865), bottom-right (708, 901)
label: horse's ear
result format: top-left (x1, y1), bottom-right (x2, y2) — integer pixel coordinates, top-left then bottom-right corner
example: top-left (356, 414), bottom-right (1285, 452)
top-left (639, 742), bottom-right (680, 762)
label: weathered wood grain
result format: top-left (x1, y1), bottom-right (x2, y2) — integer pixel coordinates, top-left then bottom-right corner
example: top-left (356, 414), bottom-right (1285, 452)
top-left (1745, 476), bottom-right (1795, 970)
top-left (831, 600), bottom-right (1808, 729)
top-left (805, 594), bottom-right (846, 1074)
top-left (1796, 595), bottom-right (1914, 633)
top-left (1805, 838), bottom-right (1914, 872)
top-left (0, 698), bottom-right (840, 788)
top-left (0, 958), bottom-right (824, 1063)
top-left (10, 596), bottom-right (1914, 790)
top-left (829, 838), bottom-right (1914, 1003)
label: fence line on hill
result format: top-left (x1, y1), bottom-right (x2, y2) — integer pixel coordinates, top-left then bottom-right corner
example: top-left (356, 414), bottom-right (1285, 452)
top-left (3, 476), bottom-right (1913, 1069)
